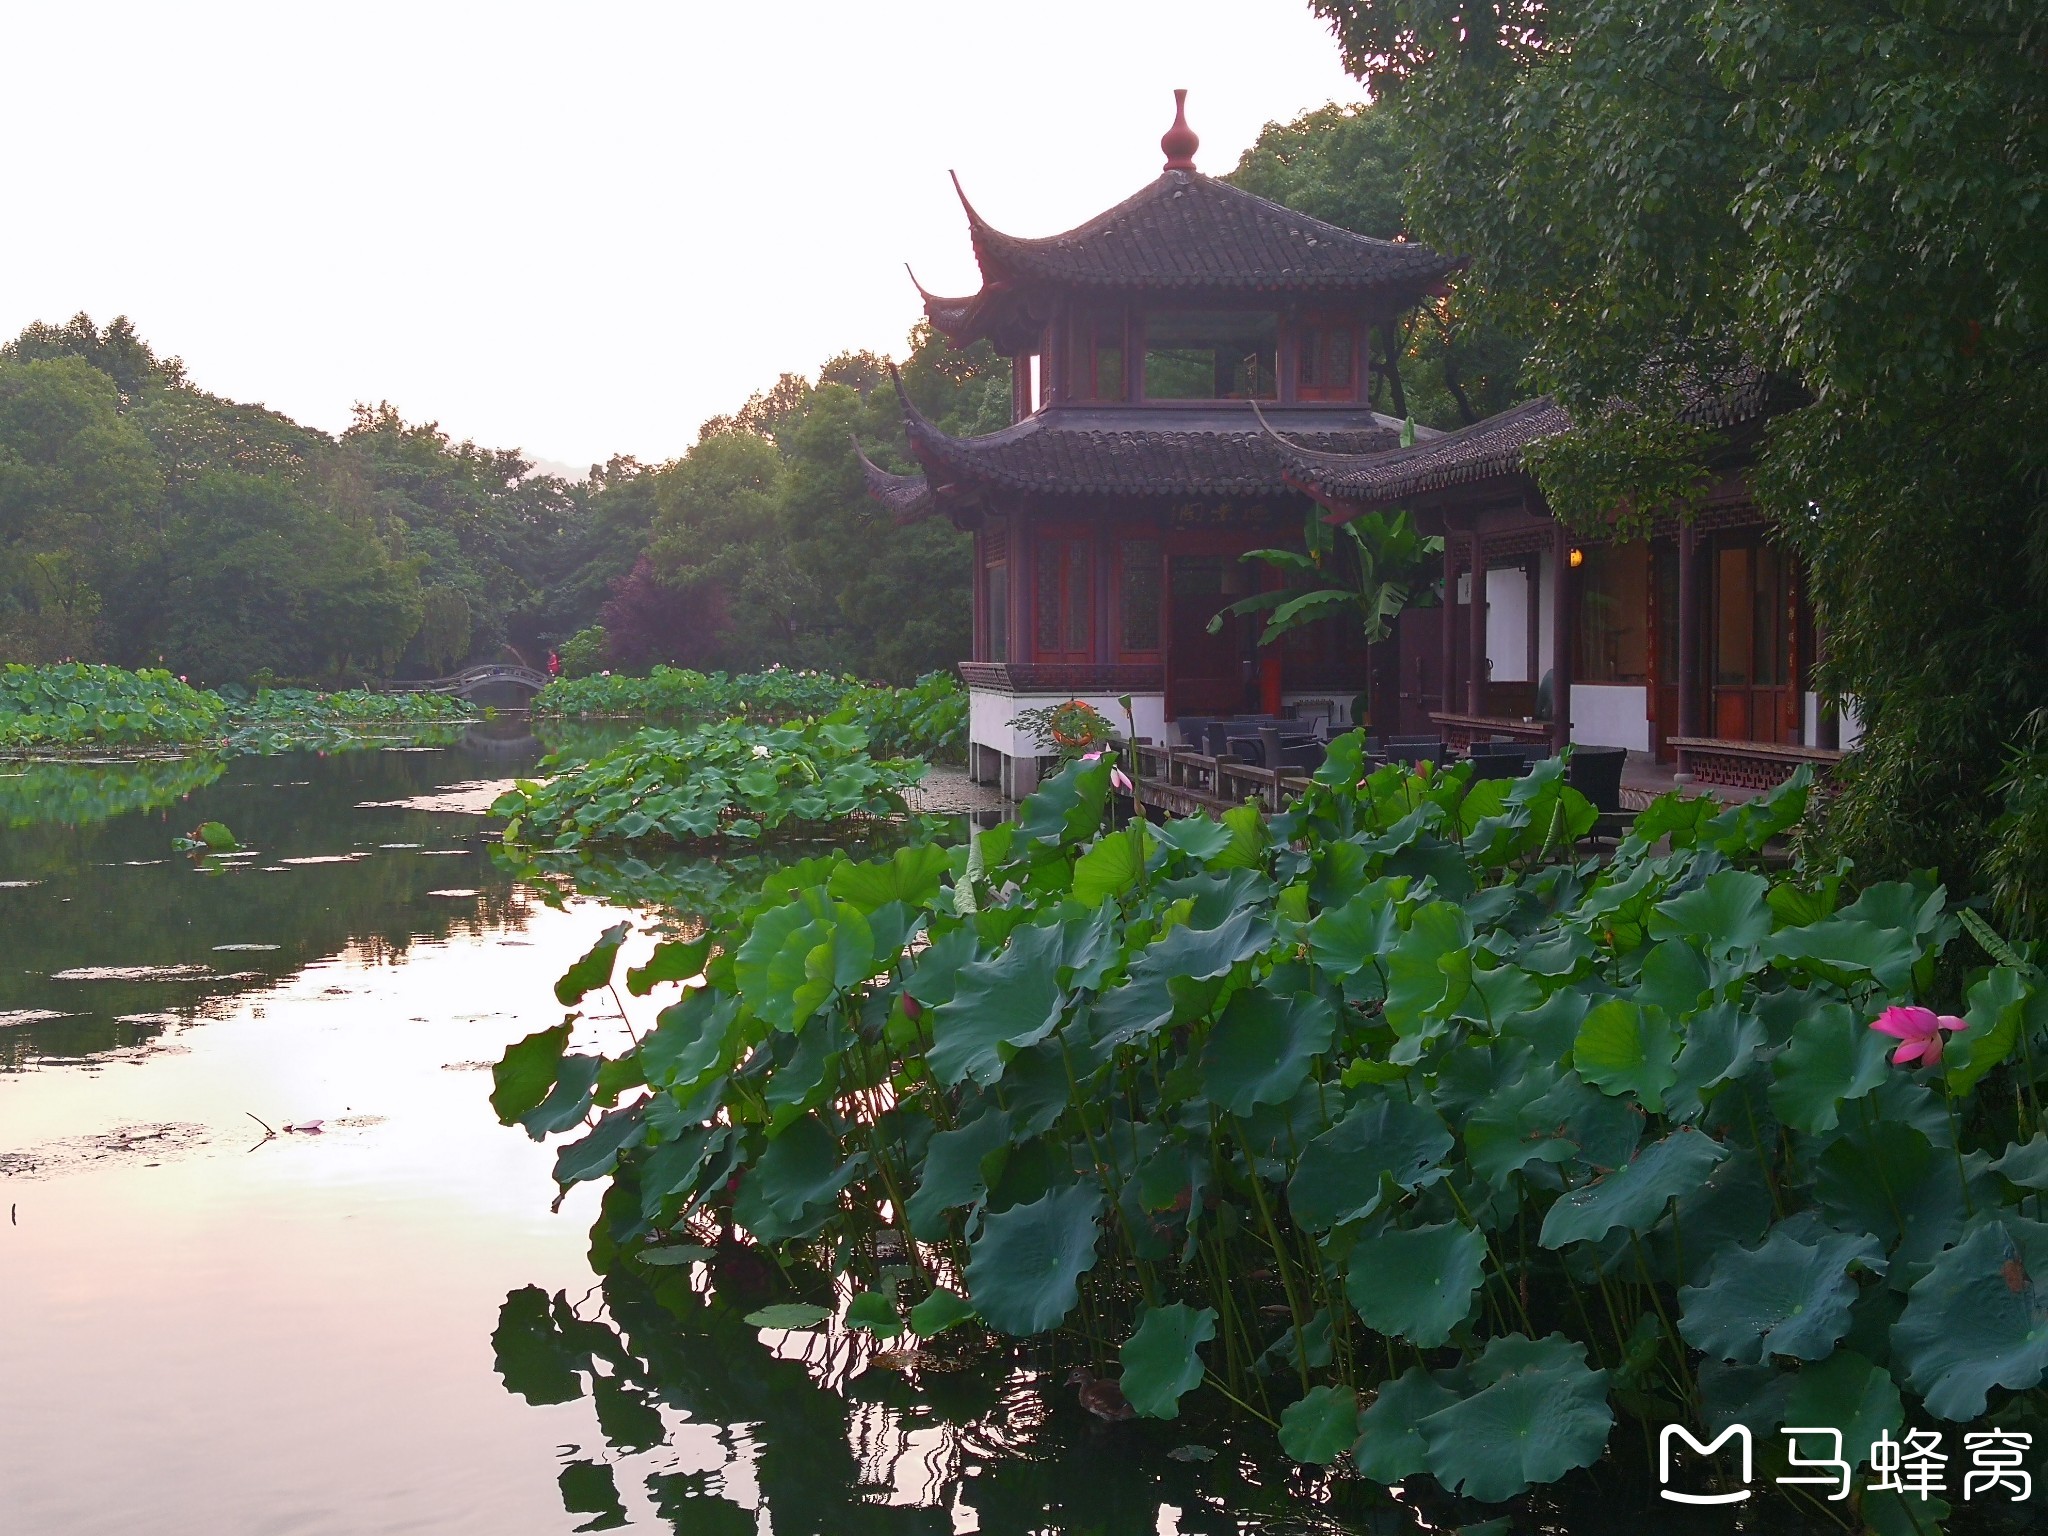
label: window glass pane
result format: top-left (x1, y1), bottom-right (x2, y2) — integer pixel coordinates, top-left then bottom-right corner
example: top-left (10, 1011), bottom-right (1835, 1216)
top-left (1036, 544), bottom-right (1062, 653)
top-left (1143, 312), bottom-right (1279, 400)
top-left (1119, 540), bottom-right (1161, 652)
top-left (1064, 543), bottom-right (1091, 653)
top-left (1327, 328), bottom-right (1353, 390)
top-left (986, 562), bottom-right (1007, 662)
top-left (1715, 547), bottom-right (1754, 685)
top-left (1753, 544), bottom-right (1788, 685)
top-left (1575, 543), bottom-right (1651, 683)
top-left (1095, 343), bottom-right (1124, 401)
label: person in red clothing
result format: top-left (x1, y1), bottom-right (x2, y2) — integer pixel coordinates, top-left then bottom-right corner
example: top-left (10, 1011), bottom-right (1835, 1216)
top-left (547, 651), bottom-right (561, 677)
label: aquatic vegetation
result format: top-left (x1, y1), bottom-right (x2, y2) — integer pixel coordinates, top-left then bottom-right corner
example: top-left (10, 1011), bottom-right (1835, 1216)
top-left (825, 671), bottom-right (967, 761)
top-left (529, 665), bottom-right (855, 722)
top-left (0, 755), bottom-right (227, 828)
top-left (492, 719), bottom-right (928, 850)
top-left (0, 664), bottom-right (477, 754)
top-left (530, 666), bottom-right (967, 760)
top-left (0, 663), bottom-right (225, 747)
top-left (498, 736), bottom-right (2048, 1516)
top-left (224, 686), bottom-right (479, 726)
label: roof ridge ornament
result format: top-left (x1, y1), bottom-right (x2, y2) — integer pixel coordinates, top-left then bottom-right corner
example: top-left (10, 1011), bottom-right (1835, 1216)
top-left (1161, 89), bottom-right (1198, 172)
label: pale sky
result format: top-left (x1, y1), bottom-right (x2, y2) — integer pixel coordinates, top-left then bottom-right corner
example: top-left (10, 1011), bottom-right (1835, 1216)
top-left (0, 2), bottom-right (1364, 473)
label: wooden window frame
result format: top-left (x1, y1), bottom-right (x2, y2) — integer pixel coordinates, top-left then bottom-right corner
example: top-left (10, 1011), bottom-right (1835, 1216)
top-left (1111, 535), bottom-right (1164, 662)
top-left (1295, 311), bottom-right (1362, 403)
top-left (1032, 527), bottom-right (1095, 664)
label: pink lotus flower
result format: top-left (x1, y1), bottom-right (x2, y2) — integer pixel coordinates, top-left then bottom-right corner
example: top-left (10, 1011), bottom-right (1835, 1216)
top-left (1870, 1005), bottom-right (1967, 1066)
top-left (1111, 766), bottom-right (1134, 793)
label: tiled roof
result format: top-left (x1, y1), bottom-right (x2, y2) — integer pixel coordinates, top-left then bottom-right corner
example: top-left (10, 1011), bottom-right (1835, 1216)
top-left (1268, 397), bottom-right (1570, 505)
top-left (853, 441), bottom-right (936, 524)
top-left (894, 387), bottom-right (1402, 501)
top-left (1271, 369), bottom-right (1800, 511)
top-left (964, 171), bottom-right (1458, 296)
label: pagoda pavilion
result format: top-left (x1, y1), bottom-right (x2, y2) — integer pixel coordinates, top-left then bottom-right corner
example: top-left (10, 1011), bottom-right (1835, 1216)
top-left (868, 94), bottom-right (1845, 795)
top-left (863, 93), bottom-right (1458, 794)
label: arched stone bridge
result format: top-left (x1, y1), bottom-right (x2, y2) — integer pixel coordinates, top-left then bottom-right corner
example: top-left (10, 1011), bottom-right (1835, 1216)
top-left (388, 663), bottom-right (551, 698)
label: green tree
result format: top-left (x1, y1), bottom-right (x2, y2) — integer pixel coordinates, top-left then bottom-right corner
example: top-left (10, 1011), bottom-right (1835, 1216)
top-left (1309, 0), bottom-right (2048, 925)
top-left (1226, 102), bottom-right (1525, 427)
top-left (0, 356), bottom-right (162, 660)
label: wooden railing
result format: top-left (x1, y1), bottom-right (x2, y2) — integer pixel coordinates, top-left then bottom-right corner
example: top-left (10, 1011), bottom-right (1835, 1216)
top-left (1130, 742), bottom-right (1314, 816)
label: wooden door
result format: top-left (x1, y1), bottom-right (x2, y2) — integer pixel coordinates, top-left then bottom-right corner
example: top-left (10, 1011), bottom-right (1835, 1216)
top-left (1167, 552), bottom-right (1252, 716)
top-left (1709, 539), bottom-right (1799, 744)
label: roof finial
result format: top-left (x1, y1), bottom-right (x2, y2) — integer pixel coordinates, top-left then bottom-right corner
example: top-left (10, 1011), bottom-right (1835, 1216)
top-left (1161, 88), bottom-right (1198, 173)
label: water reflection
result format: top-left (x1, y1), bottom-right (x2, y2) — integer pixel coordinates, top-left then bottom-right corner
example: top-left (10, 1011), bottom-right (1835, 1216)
top-left (493, 1268), bottom-right (1404, 1536)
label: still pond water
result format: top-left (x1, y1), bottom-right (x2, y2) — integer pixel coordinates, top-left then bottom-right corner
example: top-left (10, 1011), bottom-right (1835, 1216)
top-left (0, 731), bottom-right (1424, 1536)
top-left (1, 732), bottom-right (1859, 1536)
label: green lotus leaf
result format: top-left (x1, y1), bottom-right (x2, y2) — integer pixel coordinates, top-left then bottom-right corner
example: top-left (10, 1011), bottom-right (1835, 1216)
top-left (742, 1303), bottom-right (832, 1330)
top-left (1677, 1221), bottom-right (1885, 1362)
top-left (928, 923), bottom-right (1067, 1087)
top-left (1768, 1002), bottom-right (1891, 1136)
top-left (1765, 917), bottom-right (1922, 992)
top-left (1993, 1132), bottom-right (2048, 1190)
top-left (1572, 997), bottom-right (1679, 1112)
top-left (1891, 1217), bottom-right (2048, 1420)
top-left (845, 1288), bottom-right (903, 1340)
top-left (1539, 1127), bottom-right (1727, 1249)
top-left (1118, 1302), bottom-right (1216, 1419)
top-left (1634, 938), bottom-right (1711, 1015)
top-left (905, 1108), bottom-right (1013, 1240)
top-left (1209, 799), bottom-right (1269, 870)
top-left (625, 936), bottom-right (711, 996)
top-left (1416, 1335), bottom-right (1612, 1502)
top-left (1649, 868), bottom-right (1771, 956)
top-left (1463, 1061), bottom-right (1581, 1186)
top-left (519, 1053), bottom-right (602, 1138)
top-left (1814, 1123), bottom-right (1980, 1274)
top-left (732, 1113), bottom-right (858, 1241)
top-left (963, 1184), bottom-right (1104, 1336)
top-left (1014, 754), bottom-right (1112, 848)
top-left (1667, 1001), bottom-right (1767, 1119)
top-left (908, 1288), bottom-right (977, 1337)
top-left (554, 920), bottom-right (630, 1006)
top-left (1289, 1095), bottom-right (1454, 1230)
top-left (1382, 900), bottom-right (1475, 1038)
top-left (554, 1102), bottom-right (648, 1187)
top-left (1783, 1349), bottom-right (1902, 1469)
top-left (827, 842), bottom-right (954, 911)
top-left (1308, 884), bottom-right (1404, 978)
top-left (1352, 1365), bottom-right (1459, 1482)
top-left (1946, 963), bottom-right (2032, 1095)
top-left (492, 1021), bottom-right (571, 1123)
top-left (1345, 1221), bottom-right (1487, 1348)
top-left (1278, 1384), bottom-right (1359, 1465)
top-left (1071, 821), bottom-right (1156, 908)
top-left (1152, 813), bottom-right (1235, 863)
top-left (1201, 988), bottom-right (1337, 1117)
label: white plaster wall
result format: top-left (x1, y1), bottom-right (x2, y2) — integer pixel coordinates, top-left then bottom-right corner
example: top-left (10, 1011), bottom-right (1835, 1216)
top-left (1803, 693), bottom-right (1865, 751)
top-left (968, 689), bottom-right (1168, 760)
top-left (1571, 684), bottom-right (1651, 752)
top-left (1485, 567), bottom-right (1531, 682)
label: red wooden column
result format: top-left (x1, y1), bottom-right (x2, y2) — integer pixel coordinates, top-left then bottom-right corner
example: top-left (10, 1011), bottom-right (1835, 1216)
top-left (1677, 522), bottom-right (1700, 741)
top-left (1439, 534), bottom-right (1459, 719)
top-left (1009, 505), bottom-right (1030, 664)
top-left (1550, 521), bottom-right (1574, 754)
top-left (1466, 531), bottom-right (1488, 716)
